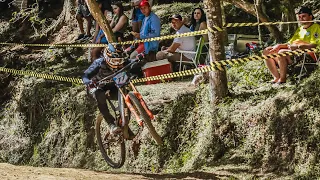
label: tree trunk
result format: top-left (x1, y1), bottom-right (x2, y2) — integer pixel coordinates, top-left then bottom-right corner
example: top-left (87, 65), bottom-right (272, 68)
top-left (254, 0), bottom-right (263, 45)
top-left (86, 0), bottom-right (115, 43)
top-left (225, 0), bottom-right (282, 42)
top-left (284, 0), bottom-right (298, 36)
top-left (221, 1), bottom-right (228, 45)
top-left (203, 0), bottom-right (228, 104)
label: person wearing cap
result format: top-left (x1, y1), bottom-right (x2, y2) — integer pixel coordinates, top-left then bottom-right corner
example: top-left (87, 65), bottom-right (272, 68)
top-left (156, 14), bottom-right (196, 63)
top-left (130, 0), bottom-right (153, 33)
top-left (129, 0), bottom-right (160, 61)
top-left (263, 6), bottom-right (320, 84)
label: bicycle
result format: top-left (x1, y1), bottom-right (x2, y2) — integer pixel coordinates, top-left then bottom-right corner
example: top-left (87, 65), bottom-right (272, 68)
top-left (91, 58), bottom-right (163, 168)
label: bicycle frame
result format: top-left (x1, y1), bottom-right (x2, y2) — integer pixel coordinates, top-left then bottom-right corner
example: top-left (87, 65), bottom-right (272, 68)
top-left (97, 58), bottom-right (155, 132)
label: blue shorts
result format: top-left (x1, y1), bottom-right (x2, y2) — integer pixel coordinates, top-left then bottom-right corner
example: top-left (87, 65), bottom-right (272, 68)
top-left (132, 8), bottom-right (145, 22)
top-left (96, 29), bottom-right (108, 44)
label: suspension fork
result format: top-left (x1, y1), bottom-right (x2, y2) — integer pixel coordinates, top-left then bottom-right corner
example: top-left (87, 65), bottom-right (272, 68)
top-left (119, 87), bottom-right (143, 126)
top-left (129, 82), bottom-right (155, 120)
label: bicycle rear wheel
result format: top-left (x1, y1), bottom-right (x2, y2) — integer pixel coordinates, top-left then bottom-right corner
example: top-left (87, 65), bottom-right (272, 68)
top-left (96, 114), bottom-right (125, 168)
top-left (128, 92), bottom-right (163, 145)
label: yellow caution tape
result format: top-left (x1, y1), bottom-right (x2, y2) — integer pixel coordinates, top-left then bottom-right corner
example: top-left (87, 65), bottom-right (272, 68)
top-left (131, 48), bottom-right (318, 84)
top-left (117, 29), bottom-right (209, 45)
top-left (0, 42), bottom-right (108, 48)
top-left (1, 20), bottom-right (320, 48)
top-left (224, 20), bottom-right (320, 28)
top-left (0, 67), bottom-right (83, 84)
top-left (0, 48), bottom-right (317, 85)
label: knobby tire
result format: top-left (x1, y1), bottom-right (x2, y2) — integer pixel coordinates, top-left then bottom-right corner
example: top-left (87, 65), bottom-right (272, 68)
top-left (128, 92), bottom-right (163, 145)
top-left (95, 90), bottom-right (126, 168)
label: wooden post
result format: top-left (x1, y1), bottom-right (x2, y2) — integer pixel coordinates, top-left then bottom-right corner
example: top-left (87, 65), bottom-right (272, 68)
top-left (85, 0), bottom-right (116, 43)
top-left (203, 0), bottom-right (228, 104)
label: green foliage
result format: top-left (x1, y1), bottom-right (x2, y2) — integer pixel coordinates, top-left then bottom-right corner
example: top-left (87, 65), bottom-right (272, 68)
top-left (9, 3), bottom-right (47, 37)
top-left (152, 3), bottom-right (199, 36)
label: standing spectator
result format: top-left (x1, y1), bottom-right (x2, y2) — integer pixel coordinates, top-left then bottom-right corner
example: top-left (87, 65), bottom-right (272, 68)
top-left (76, 0), bottom-right (93, 41)
top-left (91, 2), bottom-right (129, 61)
top-left (130, 0), bottom-right (160, 62)
top-left (156, 14), bottom-right (196, 63)
top-left (190, 7), bottom-right (208, 42)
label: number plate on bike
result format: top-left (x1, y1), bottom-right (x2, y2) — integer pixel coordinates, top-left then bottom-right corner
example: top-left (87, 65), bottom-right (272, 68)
top-left (113, 72), bottom-right (129, 87)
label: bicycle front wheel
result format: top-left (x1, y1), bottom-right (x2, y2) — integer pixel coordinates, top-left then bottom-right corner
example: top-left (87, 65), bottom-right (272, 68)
top-left (96, 114), bottom-right (125, 168)
top-left (128, 92), bottom-right (163, 145)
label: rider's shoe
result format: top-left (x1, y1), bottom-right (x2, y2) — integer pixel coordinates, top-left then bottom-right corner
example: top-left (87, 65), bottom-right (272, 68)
top-left (109, 124), bottom-right (122, 135)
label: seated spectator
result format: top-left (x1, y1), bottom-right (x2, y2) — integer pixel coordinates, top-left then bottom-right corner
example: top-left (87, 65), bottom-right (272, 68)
top-left (129, 0), bottom-right (160, 62)
top-left (91, 2), bottom-right (128, 61)
top-left (156, 14), bottom-right (196, 63)
top-left (263, 6), bottom-right (320, 84)
top-left (190, 7), bottom-right (208, 42)
top-left (76, 0), bottom-right (93, 40)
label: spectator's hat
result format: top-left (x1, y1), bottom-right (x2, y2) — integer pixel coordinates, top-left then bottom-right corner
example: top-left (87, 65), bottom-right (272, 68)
top-left (169, 14), bottom-right (183, 21)
top-left (139, 0), bottom-right (150, 7)
top-left (297, 6), bottom-right (312, 15)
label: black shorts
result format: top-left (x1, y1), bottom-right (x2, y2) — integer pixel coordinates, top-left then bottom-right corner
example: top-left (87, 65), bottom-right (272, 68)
top-left (77, 3), bottom-right (91, 17)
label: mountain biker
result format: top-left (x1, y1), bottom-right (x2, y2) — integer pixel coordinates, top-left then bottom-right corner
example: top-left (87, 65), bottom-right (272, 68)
top-left (82, 44), bottom-right (128, 134)
top-left (82, 44), bottom-right (144, 134)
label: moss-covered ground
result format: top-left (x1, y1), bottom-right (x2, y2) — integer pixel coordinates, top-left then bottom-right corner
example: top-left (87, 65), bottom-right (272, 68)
top-left (1, 2), bottom-right (320, 179)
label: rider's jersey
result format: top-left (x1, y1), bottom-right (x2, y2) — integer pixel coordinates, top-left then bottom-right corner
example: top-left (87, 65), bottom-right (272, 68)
top-left (82, 58), bottom-right (115, 88)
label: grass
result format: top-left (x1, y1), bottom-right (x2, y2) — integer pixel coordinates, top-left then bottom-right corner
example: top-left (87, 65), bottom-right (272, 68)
top-left (1, 1), bottom-right (320, 179)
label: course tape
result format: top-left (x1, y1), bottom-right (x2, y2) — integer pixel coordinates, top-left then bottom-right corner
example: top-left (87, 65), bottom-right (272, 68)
top-left (0, 42), bottom-right (109, 48)
top-left (131, 48), bottom-right (318, 83)
top-left (0, 29), bottom-right (209, 47)
top-left (1, 20), bottom-right (320, 48)
top-left (224, 20), bottom-right (320, 28)
top-left (0, 67), bottom-right (83, 84)
top-left (0, 48), bottom-right (317, 85)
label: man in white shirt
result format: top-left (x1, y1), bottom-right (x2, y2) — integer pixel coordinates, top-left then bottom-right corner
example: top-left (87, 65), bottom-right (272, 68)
top-left (156, 14), bottom-right (196, 62)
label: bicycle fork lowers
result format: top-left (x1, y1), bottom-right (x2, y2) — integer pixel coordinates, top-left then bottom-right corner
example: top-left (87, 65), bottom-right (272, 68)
top-left (119, 82), bottom-right (154, 126)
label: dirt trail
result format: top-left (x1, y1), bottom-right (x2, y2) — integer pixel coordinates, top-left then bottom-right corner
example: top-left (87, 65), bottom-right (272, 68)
top-left (0, 163), bottom-right (147, 180)
top-left (0, 163), bottom-right (233, 179)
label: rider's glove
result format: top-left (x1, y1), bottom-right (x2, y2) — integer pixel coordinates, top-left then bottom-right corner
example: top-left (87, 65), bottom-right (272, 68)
top-left (87, 81), bottom-right (97, 95)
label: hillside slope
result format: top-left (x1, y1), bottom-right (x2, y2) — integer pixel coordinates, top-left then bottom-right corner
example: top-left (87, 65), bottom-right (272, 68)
top-left (0, 2), bottom-right (320, 179)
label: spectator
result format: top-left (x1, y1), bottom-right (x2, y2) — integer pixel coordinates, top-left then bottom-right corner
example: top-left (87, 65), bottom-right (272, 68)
top-left (131, 0), bottom-right (144, 33)
top-left (91, 2), bottom-right (128, 61)
top-left (129, 0), bottom-right (160, 62)
top-left (190, 7), bottom-right (208, 42)
top-left (263, 6), bottom-right (320, 84)
top-left (76, 0), bottom-right (93, 40)
top-left (130, 0), bottom-right (153, 32)
top-left (156, 14), bottom-right (196, 63)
